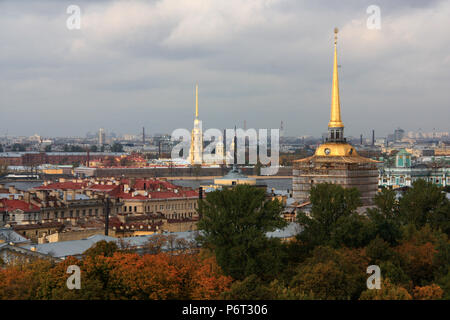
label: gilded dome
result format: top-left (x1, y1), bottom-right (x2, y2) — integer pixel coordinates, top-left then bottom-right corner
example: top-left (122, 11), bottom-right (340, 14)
top-left (315, 142), bottom-right (359, 157)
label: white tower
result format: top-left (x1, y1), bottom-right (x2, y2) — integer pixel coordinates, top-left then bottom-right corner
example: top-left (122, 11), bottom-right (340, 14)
top-left (189, 84), bottom-right (203, 165)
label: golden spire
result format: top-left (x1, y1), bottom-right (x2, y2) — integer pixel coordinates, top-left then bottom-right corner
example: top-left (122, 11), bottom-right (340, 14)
top-left (195, 83), bottom-right (199, 118)
top-left (328, 27), bottom-right (344, 128)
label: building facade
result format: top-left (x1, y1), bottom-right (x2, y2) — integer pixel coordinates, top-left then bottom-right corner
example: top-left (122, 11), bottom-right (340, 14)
top-left (378, 149), bottom-right (450, 188)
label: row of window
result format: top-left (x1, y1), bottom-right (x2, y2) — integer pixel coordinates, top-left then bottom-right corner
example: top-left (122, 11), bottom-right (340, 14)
top-left (381, 176), bottom-right (450, 185)
top-left (167, 212), bottom-right (193, 220)
top-left (41, 208), bottom-right (103, 220)
top-left (123, 202), bottom-right (197, 213)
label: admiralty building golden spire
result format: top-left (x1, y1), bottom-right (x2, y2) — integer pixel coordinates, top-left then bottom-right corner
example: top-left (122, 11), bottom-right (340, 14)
top-left (292, 28), bottom-right (379, 206)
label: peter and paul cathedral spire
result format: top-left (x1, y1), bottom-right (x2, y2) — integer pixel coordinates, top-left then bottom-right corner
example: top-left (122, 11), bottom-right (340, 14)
top-left (190, 83), bottom-right (203, 165)
top-left (195, 83), bottom-right (199, 119)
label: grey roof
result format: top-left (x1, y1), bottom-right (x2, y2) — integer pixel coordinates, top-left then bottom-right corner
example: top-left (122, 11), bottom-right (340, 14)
top-left (21, 223), bottom-right (302, 259)
top-left (0, 243), bottom-right (53, 260)
top-left (22, 232), bottom-right (198, 259)
top-left (0, 228), bottom-right (30, 244)
top-left (117, 231), bottom-right (199, 250)
top-left (23, 234), bottom-right (117, 258)
top-left (266, 222), bottom-right (303, 239)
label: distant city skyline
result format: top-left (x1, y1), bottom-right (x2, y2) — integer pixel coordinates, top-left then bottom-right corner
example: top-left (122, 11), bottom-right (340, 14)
top-left (1, 0), bottom-right (449, 138)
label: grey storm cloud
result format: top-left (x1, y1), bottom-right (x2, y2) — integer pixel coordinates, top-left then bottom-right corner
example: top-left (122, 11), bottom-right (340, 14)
top-left (0, 0), bottom-right (449, 138)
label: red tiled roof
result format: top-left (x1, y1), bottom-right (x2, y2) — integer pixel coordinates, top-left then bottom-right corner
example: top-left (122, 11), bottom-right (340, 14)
top-left (86, 184), bottom-right (121, 196)
top-left (35, 181), bottom-right (86, 191)
top-left (0, 199), bottom-right (40, 212)
top-left (121, 178), bottom-right (177, 191)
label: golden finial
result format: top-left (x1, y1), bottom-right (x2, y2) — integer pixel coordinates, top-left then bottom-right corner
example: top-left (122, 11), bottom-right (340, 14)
top-left (334, 27), bottom-right (338, 44)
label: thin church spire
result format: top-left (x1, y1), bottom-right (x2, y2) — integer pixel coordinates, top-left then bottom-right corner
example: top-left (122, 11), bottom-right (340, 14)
top-left (195, 83), bottom-right (199, 118)
top-left (328, 28), bottom-right (344, 128)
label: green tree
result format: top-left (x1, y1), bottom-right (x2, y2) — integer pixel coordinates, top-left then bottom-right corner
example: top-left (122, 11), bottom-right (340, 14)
top-left (297, 183), bottom-right (363, 248)
top-left (111, 143), bottom-right (123, 152)
top-left (90, 145), bottom-right (98, 152)
top-left (365, 236), bottom-right (395, 264)
top-left (83, 240), bottom-right (118, 258)
top-left (290, 246), bottom-right (368, 300)
top-left (197, 185), bottom-right (287, 281)
top-left (359, 278), bottom-right (412, 300)
top-left (222, 274), bottom-right (298, 300)
top-left (399, 180), bottom-right (450, 235)
top-left (366, 189), bottom-right (402, 245)
top-left (330, 214), bottom-right (375, 248)
top-left (12, 144), bottom-right (26, 152)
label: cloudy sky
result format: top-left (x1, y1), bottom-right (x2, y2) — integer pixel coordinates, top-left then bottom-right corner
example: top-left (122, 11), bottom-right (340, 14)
top-left (0, 0), bottom-right (449, 138)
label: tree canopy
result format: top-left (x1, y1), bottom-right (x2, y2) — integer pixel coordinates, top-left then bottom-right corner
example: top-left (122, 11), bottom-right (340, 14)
top-left (197, 185), bottom-right (287, 281)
